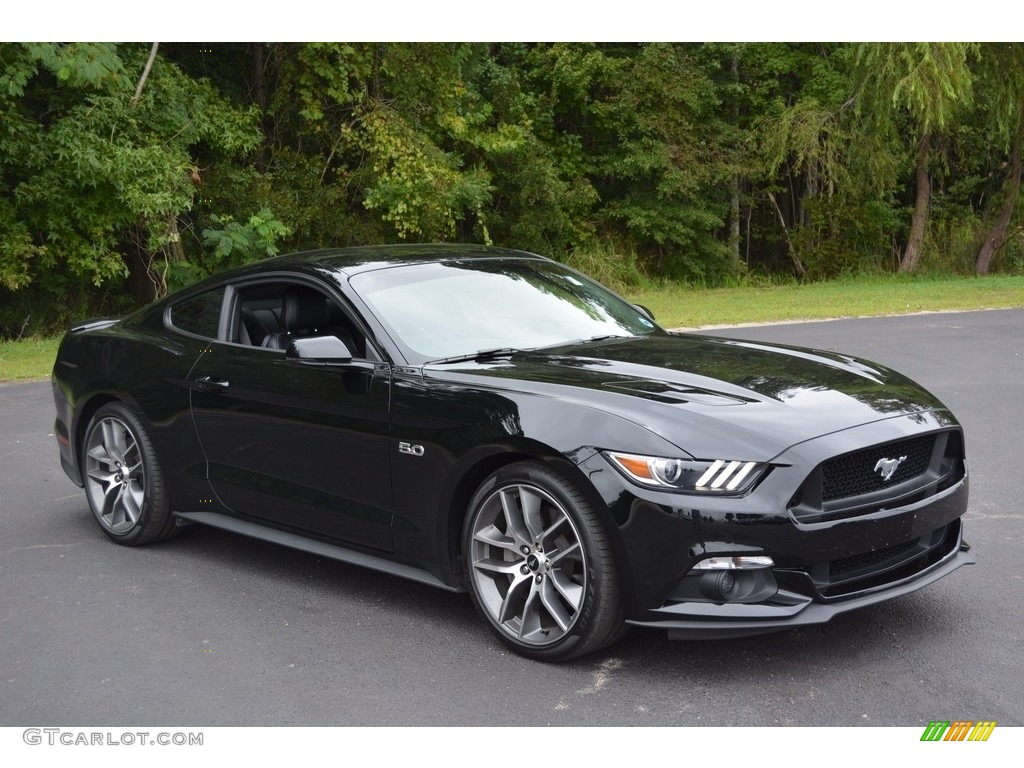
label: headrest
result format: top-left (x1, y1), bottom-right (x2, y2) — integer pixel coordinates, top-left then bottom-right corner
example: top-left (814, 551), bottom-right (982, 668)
top-left (281, 286), bottom-right (330, 331)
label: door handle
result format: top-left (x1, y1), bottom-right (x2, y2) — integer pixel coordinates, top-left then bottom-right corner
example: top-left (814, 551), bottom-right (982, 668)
top-left (194, 375), bottom-right (230, 391)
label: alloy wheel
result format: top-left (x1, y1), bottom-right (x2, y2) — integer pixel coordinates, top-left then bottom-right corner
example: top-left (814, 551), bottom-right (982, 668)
top-left (84, 416), bottom-right (146, 535)
top-left (468, 482), bottom-right (587, 645)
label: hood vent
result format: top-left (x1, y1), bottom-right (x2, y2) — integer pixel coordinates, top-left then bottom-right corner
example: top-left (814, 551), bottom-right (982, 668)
top-left (602, 379), bottom-right (754, 406)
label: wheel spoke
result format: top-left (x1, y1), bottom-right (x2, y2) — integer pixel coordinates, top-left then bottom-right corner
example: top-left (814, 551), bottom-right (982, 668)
top-left (497, 572), bottom-right (532, 625)
top-left (549, 568), bottom-right (584, 611)
top-left (87, 444), bottom-right (114, 469)
top-left (123, 437), bottom-right (140, 468)
top-left (473, 524), bottom-right (518, 553)
top-left (498, 489), bottom-right (532, 548)
top-left (518, 583), bottom-right (545, 639)
top-left (539, 511), bottom-right (569, 547)
top-left (519, 486), bottom-right (545, 541)
top-left (539, 577), bottom-right (573, 631)
top-left (473, 557), bottom-right (523, 576)
top-left (122, 483), bottom-right (143, 525)
top-left (101, 421), bottom-right (126, 465)
top-left (102, 483), bottom-right (124, 525)
top-left (548, 540), bottom-right (582, 566)
top-left (86, 467), bottom-right (117, 485)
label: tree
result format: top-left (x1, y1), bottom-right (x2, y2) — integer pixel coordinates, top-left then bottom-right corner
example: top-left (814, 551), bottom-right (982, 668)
top-left (973, 43), bottom-right (1024, 274)
top-left (749, 43), bottom-right (854, 276)
top-left (0, 42), bottom-right (260, 318)
top-left (855, 43), bottom-right (976, 272)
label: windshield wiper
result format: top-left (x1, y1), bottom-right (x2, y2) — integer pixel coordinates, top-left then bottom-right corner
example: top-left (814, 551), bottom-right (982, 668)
top-left (581, 334), bottom-right (626, 343)
top-left (426, 347), bottom-right (521, 365)
top-left (539, 334), bottom-right (629, 350)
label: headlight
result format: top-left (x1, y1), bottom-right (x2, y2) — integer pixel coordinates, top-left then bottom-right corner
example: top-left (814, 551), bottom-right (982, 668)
top-left (606, 452), bottom-right (767, 494)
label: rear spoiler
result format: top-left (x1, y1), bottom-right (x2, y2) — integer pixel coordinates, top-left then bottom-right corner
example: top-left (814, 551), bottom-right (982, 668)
top-left (70, 317), bottom-right (120, 334)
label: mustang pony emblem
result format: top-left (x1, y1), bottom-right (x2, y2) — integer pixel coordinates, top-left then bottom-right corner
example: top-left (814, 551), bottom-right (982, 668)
top-left (874, 455), bottom-right (908, 481)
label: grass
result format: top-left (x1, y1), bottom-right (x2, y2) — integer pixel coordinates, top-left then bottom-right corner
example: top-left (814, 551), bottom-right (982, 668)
top-left (0, 336), bottom-right (61, 383)
top-left (2, 274), bottom-right (1022, 382)
top-left (626, 273), bottom-right (1024, 329)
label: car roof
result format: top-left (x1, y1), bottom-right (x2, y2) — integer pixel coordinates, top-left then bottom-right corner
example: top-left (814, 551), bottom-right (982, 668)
top-left (151, 244), bottom-right (556, 311)
top-left (250, 243), bottom-right (552, 276)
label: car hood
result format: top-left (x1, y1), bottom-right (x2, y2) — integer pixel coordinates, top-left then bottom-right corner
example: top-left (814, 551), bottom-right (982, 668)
top-left (425, 334), bottom-right (950, 461)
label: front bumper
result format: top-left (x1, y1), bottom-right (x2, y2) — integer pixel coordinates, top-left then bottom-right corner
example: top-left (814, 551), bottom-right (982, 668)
top-left (629, 526), bottom-right (974, 639)
top-left (575, 411), bottom-right (974, 638)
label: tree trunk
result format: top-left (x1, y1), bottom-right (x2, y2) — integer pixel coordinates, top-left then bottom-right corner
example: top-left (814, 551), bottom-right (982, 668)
top-left (131, 43), bottom-right (160, 107)
top-left (975, 117), bottom-right (1023, 275)
top-left (899, 132), bottom-right (932, 273)
top-left (125, 221), bottom-right (157, 304)
top-left (728, 53), bottom-right (742, 269)
top-left (252, 42), bottom-right (268, 174)
top-left (768, 190), bottom-right (806, 277)
top-left (729, 174), bottom-right (741, 268)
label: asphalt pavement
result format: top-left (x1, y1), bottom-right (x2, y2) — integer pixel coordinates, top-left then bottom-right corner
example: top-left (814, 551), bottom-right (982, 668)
top-left (1, 309), bottom-right (1021, 726)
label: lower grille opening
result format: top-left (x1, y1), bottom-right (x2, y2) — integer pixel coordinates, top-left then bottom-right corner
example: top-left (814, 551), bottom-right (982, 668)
top-left (829, 539), bottom-right (919, 580)
top-left (817, 520), bottom-right (960, 598)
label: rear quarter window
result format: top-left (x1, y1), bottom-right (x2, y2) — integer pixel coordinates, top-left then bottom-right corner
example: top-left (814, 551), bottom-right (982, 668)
top-left (169, 287), bottom-right (225, 339)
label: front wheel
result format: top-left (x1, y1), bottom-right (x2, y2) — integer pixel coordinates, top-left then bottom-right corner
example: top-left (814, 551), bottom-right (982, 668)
top-left (82, 402), bottom-right (176, 546)
top-left (463, 461), bottom-right (625, 661)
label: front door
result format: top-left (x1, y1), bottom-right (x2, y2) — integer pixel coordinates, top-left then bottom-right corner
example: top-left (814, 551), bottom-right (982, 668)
top-left (189, 329), bottom-right (393, 552)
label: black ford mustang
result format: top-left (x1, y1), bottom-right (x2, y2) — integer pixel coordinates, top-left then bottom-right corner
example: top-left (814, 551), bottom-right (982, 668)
top-left (52, 245), bottom-right (974, 660)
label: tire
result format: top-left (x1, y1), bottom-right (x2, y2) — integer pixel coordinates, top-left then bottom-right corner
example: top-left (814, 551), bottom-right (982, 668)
top-left (463, 460), bottom-right (626, 661)
top-left (81, 402), bottom-right (176, 546)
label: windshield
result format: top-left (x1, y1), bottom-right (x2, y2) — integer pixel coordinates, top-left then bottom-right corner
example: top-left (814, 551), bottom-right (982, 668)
top-left (349, 259), bottom-right (661, 363)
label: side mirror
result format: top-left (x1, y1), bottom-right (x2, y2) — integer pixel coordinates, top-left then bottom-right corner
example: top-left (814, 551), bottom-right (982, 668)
top-left (286, 335), bottom-right (354, 363)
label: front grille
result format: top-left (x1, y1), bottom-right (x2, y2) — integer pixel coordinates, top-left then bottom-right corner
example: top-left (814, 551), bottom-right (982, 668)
top-left (789, 429), bottom-right (964, 524)
top-left (822, 434), bottom-right (934, 502)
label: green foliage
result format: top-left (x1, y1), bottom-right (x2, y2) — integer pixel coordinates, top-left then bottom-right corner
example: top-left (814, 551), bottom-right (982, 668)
top-left (600, 44), bottom-right (733, 281)
top-left (0, 42), bottom-right (259, 321)
top-left (359, 104), bottom-right (493, 240)
top-left (204, 209), bottom-right (290, 264)
top-left (856, 43), bottom-right (977, 134)
top-left (163, 207), bottom-right (291, 291)
top-left (563, 243), bottom-right (648, 293)
top-left (3, 41), bottom-right (1024, 332)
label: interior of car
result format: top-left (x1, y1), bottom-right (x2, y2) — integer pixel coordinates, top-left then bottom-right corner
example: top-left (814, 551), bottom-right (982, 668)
top-left (231, 282), bottom-right (370, 358)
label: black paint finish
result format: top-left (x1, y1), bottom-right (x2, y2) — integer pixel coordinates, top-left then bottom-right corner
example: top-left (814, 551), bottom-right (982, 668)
top-left (52, 245), bottom-right (973, 639)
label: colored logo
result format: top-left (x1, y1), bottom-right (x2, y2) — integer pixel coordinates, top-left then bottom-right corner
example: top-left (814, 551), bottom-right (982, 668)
top-left (920, 720), bottom-right (997, 741)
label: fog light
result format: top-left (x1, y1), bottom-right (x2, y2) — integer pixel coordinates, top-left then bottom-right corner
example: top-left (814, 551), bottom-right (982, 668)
top-left (693, 555), bottom-right (776, 602)
top-left (717, 571), bottom-right (736, 597)
top-left (692, 555), bottom-right (774, 570)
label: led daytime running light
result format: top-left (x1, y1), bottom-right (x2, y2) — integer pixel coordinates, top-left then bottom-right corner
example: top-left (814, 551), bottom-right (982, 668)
top-left (696, 460), bottom-right (758, 491)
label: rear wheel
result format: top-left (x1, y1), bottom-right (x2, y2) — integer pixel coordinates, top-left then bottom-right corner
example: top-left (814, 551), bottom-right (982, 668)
top-left (82, 402), bottom-right (176, 545)
top-left (464, 461), bottom-right (625, 661)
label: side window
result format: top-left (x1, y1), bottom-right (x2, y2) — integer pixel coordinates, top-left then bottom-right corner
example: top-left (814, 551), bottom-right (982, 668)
top-left (169, 287), bottom-right (225, 339)
top-left (233, 281), bottom-right (378, 361)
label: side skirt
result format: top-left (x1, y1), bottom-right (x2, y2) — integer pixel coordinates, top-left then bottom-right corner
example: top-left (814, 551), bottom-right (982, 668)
top-left (174, 511), bottom-right (463, 592)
